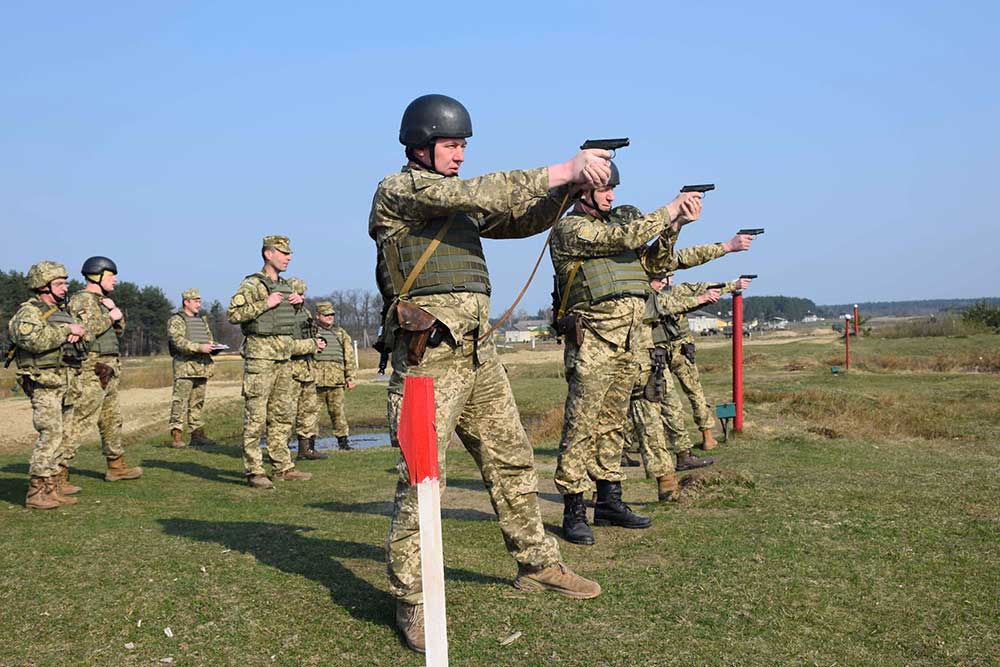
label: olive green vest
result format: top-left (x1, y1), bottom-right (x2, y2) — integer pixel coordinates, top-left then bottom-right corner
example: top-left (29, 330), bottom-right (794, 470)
top-left (183, 315), bottom-right (212, 345)
top-left (377, 214), bottom-right (491, 298)
top-left (557, 250), bottom-right (650, 312)
top-left (92, 300), bottom-right (121, 356)
top-left (240, 274), bottom-right (296, 336)
top-left (648, 289), bottom-right (688, 346)
top-left (291, 308), bottom-right (314, 341)
top-left (13, 301), bottom-right (83, 370)
top-left (315, 328), bottom-right (345, 364)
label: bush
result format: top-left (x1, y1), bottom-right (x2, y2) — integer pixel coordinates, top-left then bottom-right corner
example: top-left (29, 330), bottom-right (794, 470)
top-left (962, 300), bottom-right (1000, 331)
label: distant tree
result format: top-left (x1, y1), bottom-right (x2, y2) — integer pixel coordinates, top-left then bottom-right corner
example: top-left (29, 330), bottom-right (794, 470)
top-left (962, 300), bottom-right (1000, 331)
top-left (206, 299), bottom-right (243, 349)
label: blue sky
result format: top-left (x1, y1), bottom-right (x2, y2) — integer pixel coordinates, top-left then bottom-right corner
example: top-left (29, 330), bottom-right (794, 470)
top-left (2, 1), bottom-right (997, 312)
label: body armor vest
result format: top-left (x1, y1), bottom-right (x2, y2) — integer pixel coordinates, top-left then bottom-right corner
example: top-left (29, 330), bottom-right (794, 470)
top-left (169, 314), bottom-right (212, 356)
top-left (315, 328), bottom-right (345, 364)
top-left (292, 308), bottom-right (314, 341)
top-left (14, 302), bottom-right (85, 370)
top-left (376, 214), bottom-right (491, 298)
top-left (557, 250), bottom-right (650, 312)
top-left (91, 299), bottom-right (120, 356)
top-left (240, 274), bottom-right (295, 336)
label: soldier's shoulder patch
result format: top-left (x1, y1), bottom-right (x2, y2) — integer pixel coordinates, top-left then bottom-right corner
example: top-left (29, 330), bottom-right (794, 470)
top-left (577, 225), bottom-right (599, 242)
top-left (232, 294), bottom-right (247, 306)
top-left (18, 322), bottom-right (34, 335)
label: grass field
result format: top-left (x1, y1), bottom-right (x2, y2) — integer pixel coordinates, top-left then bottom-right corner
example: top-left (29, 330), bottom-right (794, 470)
top-left (1, 333), bottom-right (998, 666)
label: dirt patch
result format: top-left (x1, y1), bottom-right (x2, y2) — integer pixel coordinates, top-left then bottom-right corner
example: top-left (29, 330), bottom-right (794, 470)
top-left (675, 469), bottom-right (755, 504)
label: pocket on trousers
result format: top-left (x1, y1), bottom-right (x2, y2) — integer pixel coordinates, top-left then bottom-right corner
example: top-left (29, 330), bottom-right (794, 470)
top-left (242, 359), bottom-right (271, 399)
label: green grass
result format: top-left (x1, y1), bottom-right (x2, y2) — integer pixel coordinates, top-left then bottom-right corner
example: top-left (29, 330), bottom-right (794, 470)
top-left (1, 334), bottom-right (998, 666)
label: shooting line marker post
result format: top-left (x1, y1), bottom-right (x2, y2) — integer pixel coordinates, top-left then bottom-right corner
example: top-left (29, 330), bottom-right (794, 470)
top-left (853, 304), bottom-right (859, 336)
top-left (844, 316), bottom-right (851, 371)
top-left (398, 376), bottom-right (449, 666)
top-left (732, 291), bottom-right (744, 433)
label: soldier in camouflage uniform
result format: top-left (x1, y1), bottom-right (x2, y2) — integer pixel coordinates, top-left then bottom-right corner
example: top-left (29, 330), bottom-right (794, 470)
top-left (286, 278), bottom-right (327, 461)
top-left (227, 236), bottom-right (314, 488)
top-left (166, 288), bottom-right (217, 448)
top-left (313, 301), bottom-right (356, 451)
top-left (8, 261), bottom-right (87, 508)
top-left (65, 256), bottom-right (143, 482)
top-left (371, 94), bottom-right (608, 653)
top-left (550, 165), bottom-right (704, 545)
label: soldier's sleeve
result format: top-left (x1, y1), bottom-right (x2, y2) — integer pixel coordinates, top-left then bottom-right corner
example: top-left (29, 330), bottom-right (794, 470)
top-left (9, 306), bottom-right (69, 354)
top-left (640, 217), bottom-right (682, 275)
top-left (168, 315), bottom-right (203, 354)
top-left (69, 293), bottom-right (114, 342)
top-left (671, 243), bottom-right (727, 271)
top-left (558, 208), bottom-right (671, 257)
top-left (227, 278), bottom-right (271, 324)
top-left (290, 338), bottom-right (318, 356)
top-left (722, 280), bottom-right (739, 295)
top-left (479, 183), bottom-right (576, 240)
top-left (340, 329), bottom-right (356, 381)
top-left (656, 289), bottom-right (703, 316)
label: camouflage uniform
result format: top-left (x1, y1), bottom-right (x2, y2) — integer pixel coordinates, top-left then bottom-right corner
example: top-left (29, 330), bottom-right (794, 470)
top-left (65, 290), bottom-right (126, 461)
top-left (227, 237), bottom-right (314, 477)
top-left (371, 164), bottom-right (571, 604)
top-left (314, 302), bottom-right (356, 438)
top-left (167, 289), bottom-right (215, 434)
top-left (286, 279), bottom-right (321, 441)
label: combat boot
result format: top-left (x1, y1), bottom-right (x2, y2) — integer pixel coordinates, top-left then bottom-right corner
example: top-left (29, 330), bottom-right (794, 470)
top-left (337, 435), bottom-right (352, 451)
top-left (104, 456), bottom-right (143, 481)
top-left (395, 601), bottom-right (425, 654)
top-left (700, 429), bottom-right (718, 451)
top-left (189, 428), bottom-right (215, 446)
top-left (297, 436), bottom-right (327, 460)
top-left (25, 476), bottom-right (60, 510)
top-left (169, 428), bottom-right (186, 449)
top-left (273, 467), bottom-right (312, 482)
top-left (47, 477), bottom-right (78, 505)
top-left (676, 449), bottom-right (714, 471)
top-left (561, 493), bottom-right (595, 545)
top-left (513, 562), bottom-right (602, 599)
top-left (56, 465), bottom-right (82, 496)
top-left (593, 480), bottom-right (652, 529)
top-left (247, 474), bottom-right (274, 489)
top-left (657, 473), bottom-right (679, 502)
top-left (620, 451), bottom-right (641, 467)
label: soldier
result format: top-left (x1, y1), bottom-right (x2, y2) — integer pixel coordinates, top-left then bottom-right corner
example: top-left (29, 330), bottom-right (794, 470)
top-left (166, 288), bottom-right (217, 448)
top-left (313, 301), bottom-right (356, 451)
top-left (8, 262), bottom-right (87, 508)
top-left (226, 236), bottom-right (314, 488)
top-left (550, 163), bottom-right (702, 546)
top-left (371, 94), bottom-right (607, 652)
top-left (65, 256), bottom-right (143, 482)
top-left (287, 278), bottom-right (327, 461)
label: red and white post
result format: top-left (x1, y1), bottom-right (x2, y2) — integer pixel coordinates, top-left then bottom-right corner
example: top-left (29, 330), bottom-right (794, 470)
top-left (733, 291), bottom-right (744, 433)
top-left (844, 317), bottom-right (851, 371)
top-left (853, 304), bottom-right (860, 336)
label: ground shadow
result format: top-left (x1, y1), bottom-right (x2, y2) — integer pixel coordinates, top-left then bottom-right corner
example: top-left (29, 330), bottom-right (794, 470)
top-left (308, 499), bottom-right (496, 523)
top-left (442, 476), bottom-right (486, 492)
top-left (1, 462), bottom-right (104, 482)
top-left (533, 447), bottom-right (561, 458)
top-left (143, 459), bottom-right (245, 485)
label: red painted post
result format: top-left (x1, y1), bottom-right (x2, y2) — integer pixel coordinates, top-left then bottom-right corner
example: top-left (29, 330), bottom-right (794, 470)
top-left (844, 317), bottom-right (851, 371)
top-left (853, 304), bottom-right (859, 336)
top-left (733, 292), bottom-right (744, 433)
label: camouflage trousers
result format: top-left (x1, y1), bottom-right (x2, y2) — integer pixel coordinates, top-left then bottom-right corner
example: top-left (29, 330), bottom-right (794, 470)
top-left (386, 332), bottom-right (561, 604)
top-left (668, 343), bottom-right (715, 430)
top-left (554, 333), bottom-right (639, 495)
top-left (168, 377), bottom-right (208, 432)
top-left (317, 386), bottom-right (349, 437)
top-left (293, 379), bottom-right (320, 439)
top-left (65, 354), bottom-right (124, 461)
top-left (627, 356), bottom-right (676, 479)
top-left (241, 358), bottom-right (295, 476)
top-left (22, 369), bottom-right (77, 477)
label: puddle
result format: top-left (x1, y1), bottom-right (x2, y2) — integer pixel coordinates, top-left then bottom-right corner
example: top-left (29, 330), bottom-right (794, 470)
top-left (275, 432), bottom-right (393, 451)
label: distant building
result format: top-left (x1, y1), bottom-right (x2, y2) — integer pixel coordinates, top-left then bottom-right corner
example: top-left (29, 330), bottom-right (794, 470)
top-left (503, 319), bottom-right (551, 343)
top-left (688, 310), bottom-right (726, 333)
top-left (802, 313), bottom-right (820, 323)
top-left (764, 316), bottom-right (789, 330)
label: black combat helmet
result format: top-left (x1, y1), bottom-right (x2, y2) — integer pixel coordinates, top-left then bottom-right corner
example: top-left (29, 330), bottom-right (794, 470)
top-left (399, 94), bottom-right (473, 147)
top-left (607, 160), bottom-right (620, 188)
top-left (81, 256), bottom-right (118, 278)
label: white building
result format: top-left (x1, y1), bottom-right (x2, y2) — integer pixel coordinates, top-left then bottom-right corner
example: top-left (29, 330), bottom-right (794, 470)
top-left (688, 309), bottom-right (725, 333)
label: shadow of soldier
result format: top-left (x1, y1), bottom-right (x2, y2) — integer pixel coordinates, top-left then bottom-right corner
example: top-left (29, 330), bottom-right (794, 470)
top-left (143, 459), bottom-right (246, 485)
top-left (307, 499), bottom-right (498, 523)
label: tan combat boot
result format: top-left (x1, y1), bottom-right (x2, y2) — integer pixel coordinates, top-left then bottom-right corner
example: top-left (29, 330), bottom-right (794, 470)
top-left (247, 474), bottom-right (274, 489)
top-left (57, 465), bottom-right (82, 496)
top-left (513, 562), bottom-right (602, 599)
top-left (189, 428), bottom-right (215, 446)
top-left (395, 601), bottom-right (426, 654)
top-left (657, 473), bottom-right (679, 502)
top-left (272, 467), bottom-right (312, 482)
top-left (25, 476), bottom-right (61, 510)
top-left (47, 477), bottom-right (78, 505)
top-left (169, 428), bottom-right (186, 449)
top-left (105, 456), bottom-right (143, 481)
top-left (700, 429), bottom-right (718, 451)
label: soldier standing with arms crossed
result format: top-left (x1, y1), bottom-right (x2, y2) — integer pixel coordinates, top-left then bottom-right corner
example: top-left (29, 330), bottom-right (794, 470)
top-left (371, 94), bottom-right (607, 653)
top-left (65, 256), bottom-right (143, 482)
top-left (8, 261), bottom-right (87, 508)
top-left (227, 236), bottom-right (314, 488)
top-left (166, 288), bottom-right (217, 448)
top-left (313, 301), bottom-right (356, 451)
top-left (287, 278), bottom-right (327, 461)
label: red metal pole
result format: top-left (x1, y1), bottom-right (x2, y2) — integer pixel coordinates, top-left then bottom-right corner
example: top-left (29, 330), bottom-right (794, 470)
top-left (844, 317), bottom-right (850, 371)
top-left (733, 292), bottom-right (744, 433)
top-left (853, 304), bottom-right (859, 336)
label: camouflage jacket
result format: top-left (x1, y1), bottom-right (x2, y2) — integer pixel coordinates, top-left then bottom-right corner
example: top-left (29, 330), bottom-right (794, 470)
top-left (663, 280), bottom-right (738, 345)
top-left (550, 206), bottom-right (678, 349)
top-left (314, 326), bottom-right (355, 388)
top-left (167, 313), bottom-right (215, 379)
top-left (226, 269), bottom-right (315, 361)
top-left (7, 299), bottom-right (77, 387)
top-left (667, 243), bottom-right (727, 273)
top-left (369, 165), bottom-right (572, 348)
top-left (68, 290), bottom-right (125, 357)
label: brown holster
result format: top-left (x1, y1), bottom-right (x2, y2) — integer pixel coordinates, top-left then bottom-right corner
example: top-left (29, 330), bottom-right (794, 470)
top-left (555, 313), bottom-right (585, 347)
top-left (19, 377), bottom-right (35, 400)
top-left (94, 362), bottom-right (114, 390)
top-left (396, 302), bottom-right (438, 366)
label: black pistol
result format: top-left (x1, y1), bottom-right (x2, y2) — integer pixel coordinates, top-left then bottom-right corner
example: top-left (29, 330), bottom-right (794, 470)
top-left (740, 274), bottom-right (758, 279)
top-left (680, 184), bottom-right (715, 194)
top-left (580, 138), bottom-right (630, 155)
top-left (707, 283), bottom-right (728, 290)
top-left (737, 228), bottom-right (764, 236)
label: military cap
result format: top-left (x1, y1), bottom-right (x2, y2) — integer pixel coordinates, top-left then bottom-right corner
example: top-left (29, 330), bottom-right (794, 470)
top-left (26, 261), bottom-right (68, 290)
top-left (182, 288), bottom-right (201, 301)
top-left (315, 301), bottom-right (335, 316)
top-left (262, 235), bottom-right (292, 254)
top-left (287, 277), bottom-right (306, 295)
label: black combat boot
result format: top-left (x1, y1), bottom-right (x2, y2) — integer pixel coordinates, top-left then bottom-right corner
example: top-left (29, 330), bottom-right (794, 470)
top-left (593, 480), bottom-right (652, 529)
top-left (561, 493), bottom-right (595, 545)
top-left (337, 435), bottom-right (352, 451)
top-left (297, 436), bottom-right (327, 460)
top-left (675, 449), bottom-right (714, 471)
top-left (620, 451), bottom-right (641, 467)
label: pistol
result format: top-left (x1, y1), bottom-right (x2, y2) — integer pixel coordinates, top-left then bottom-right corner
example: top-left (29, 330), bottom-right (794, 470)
top-left (680, 184), bottom-right (715, 194)
top-left (740, 274), bottom-right (758, 279)
top-left (707, 283), bottom-right (727, 290)
top-left (737, 228), bottom-right (764, 236)
top-left (580, 138), bottom-right (630, 155)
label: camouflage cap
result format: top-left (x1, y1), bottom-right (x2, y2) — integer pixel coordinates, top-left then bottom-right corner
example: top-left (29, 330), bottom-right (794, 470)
top-left (26, 261), bottom-right (68, 290)
top-left (182, 288), bottom-right (201, 301)
top-left (287, 277), bottom-right (306, 295)
top-left (315, 301), bottom-right (335, 316)
top-left (262, 235), bottom-right (292, 254)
